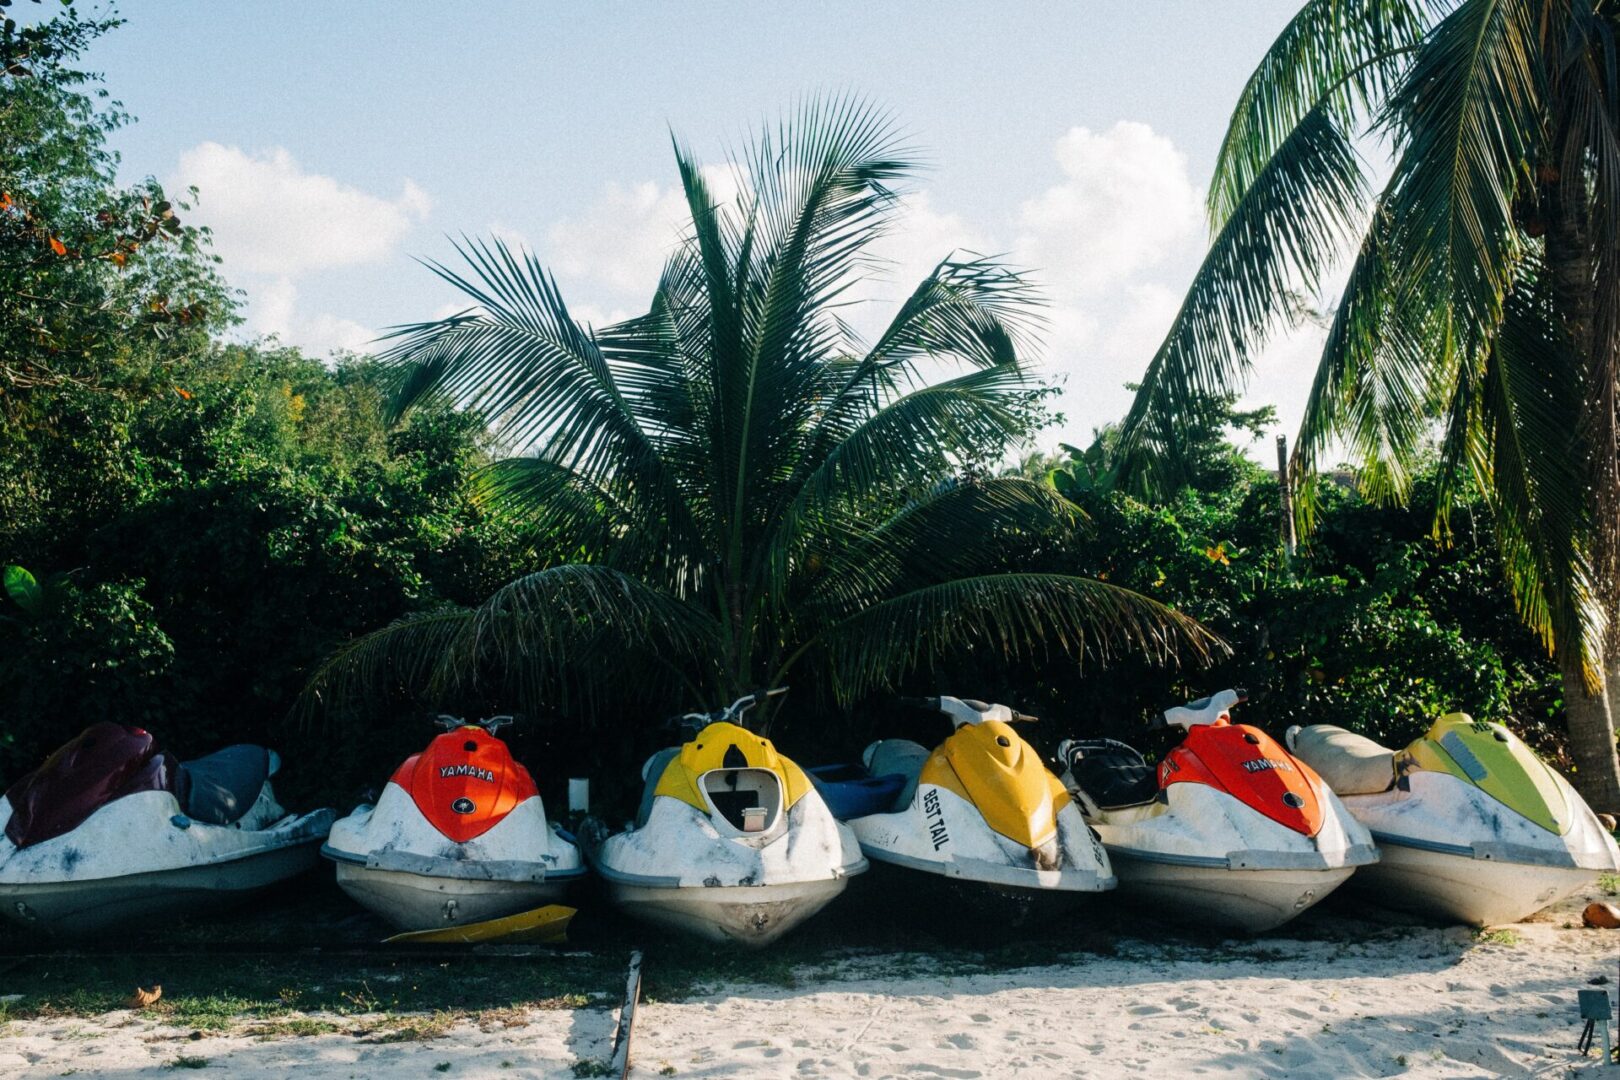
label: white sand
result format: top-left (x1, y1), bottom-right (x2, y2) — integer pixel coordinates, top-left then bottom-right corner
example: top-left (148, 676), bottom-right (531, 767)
top-left (3, 889), bottom-right (1617, 1079)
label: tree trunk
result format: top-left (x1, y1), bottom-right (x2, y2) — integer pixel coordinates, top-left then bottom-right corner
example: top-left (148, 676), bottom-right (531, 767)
top-left (1561, 650), bottom-right (1620, 814)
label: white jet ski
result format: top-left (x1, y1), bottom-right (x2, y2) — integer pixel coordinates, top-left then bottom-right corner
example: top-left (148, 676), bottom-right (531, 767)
top-left (815, 696), bottom-right (1114, 916)
top-left (323, 714), bottom-right (585, 932)
top-left (587, 689), bottom-right (866, 947)
top-left (0, 722), bottom-right (333, 936)
top-left (1058, 689), bottom-right (1377, 933)
top-left (1288, 714), bottom-right (1620, 925)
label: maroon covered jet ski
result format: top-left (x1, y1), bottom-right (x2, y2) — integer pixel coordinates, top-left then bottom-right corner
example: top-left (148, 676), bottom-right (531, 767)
top-left (0, 723), bottom-right (333, 935)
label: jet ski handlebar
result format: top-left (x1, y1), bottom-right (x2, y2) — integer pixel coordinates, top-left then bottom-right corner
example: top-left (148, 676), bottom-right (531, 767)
top-left (903, 695), bottom-right (1033, 728)
top-left (432, 713), bottom-right (517, 732)
top-left (671, 687), bottom-right (789, 730)
top-left (1159, 688), bottom-right (1248, 729)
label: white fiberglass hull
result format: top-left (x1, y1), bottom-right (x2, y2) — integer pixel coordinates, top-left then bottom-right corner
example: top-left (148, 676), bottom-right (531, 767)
top-left (1351, 840), bottom-right (1598, 926)
top-left (605, 875), bottom-right (849, 947)
top-left (330, 861), bottom-right (571, 932)
top-left (1105, 848), bottom-right (1356, 933)
top-left (0, 839), bottom-right (323, 936)
top-left (1333, 771), bottom-right (1620, 925)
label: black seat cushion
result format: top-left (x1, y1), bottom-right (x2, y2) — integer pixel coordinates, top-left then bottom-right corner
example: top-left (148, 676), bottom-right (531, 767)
top-left (1066, 739), bottom-right (1159, 810)
top-left (179, 745), bottom-right (271, 825)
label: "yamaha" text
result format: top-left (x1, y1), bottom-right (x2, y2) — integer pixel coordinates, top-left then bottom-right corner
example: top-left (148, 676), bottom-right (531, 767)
top-left (439, 764), bottom-right (495, 782)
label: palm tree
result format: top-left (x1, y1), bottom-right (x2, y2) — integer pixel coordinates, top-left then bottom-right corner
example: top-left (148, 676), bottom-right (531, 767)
top-left (1115, 0), bottom-right (1620, 807)
top-left (301, 99), bottom-right (1216, 734)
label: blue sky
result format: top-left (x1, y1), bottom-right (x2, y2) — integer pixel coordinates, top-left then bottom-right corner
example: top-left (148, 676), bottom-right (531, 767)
top-left (69, 1), bottom-right (1324, 450)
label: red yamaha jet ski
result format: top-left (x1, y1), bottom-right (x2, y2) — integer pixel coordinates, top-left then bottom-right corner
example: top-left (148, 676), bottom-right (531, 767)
top-left (1058, 690), bottom-right (1378, 931)
top-left (322, 714), bottom-right (585, 931)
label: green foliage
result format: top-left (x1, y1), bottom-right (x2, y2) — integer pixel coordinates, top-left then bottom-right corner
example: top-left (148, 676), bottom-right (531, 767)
top-left (1034, 452), bottom-right (1563, 759)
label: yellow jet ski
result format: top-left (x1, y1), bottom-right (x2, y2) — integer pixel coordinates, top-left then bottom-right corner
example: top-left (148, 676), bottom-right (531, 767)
top-left (587, 690), bottom-right (866, 947)
top-left (1288, 714), bottom-right (1620, 925)
top-left (814, 696), bottom-right (1114, 916)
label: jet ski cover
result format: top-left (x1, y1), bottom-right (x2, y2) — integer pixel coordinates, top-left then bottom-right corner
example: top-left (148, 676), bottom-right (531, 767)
top-left (1290, 725), bottom-right (1395, 795)
top-left (1065, 740), bottom-right (1158, 809)
top-left (3, 722), bottom-right (183, 848)
top-left (179, 745), bottom-right (272, 825)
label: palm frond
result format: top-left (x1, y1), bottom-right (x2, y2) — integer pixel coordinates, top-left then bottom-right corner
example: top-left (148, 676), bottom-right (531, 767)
top-left (815, 574), bottom-right (1223, 705)
top-left (1211, 0), bottom-right (1428, 228)
top-left (295, 606), bottom-right (475, 723)
top-left (1117, 101), bottom-right (1368, 493)
top-left (1379, 0), bottom-right (1541, 353)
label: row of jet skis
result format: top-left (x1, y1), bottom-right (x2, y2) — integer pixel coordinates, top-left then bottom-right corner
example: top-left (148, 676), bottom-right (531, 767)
top-left (0, 689), bottom-right (1615, 945)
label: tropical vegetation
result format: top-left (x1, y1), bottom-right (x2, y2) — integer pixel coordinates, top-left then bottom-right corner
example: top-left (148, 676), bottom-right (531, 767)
top-left (0, 7), bottom-right (1597, 817)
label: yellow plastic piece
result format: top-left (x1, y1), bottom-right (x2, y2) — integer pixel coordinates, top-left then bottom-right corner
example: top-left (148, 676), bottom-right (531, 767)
top-left (652, 721), bottom-right (813, 814)
top-left (384, 904), bottom-right (576, 945)
top-left (1402, 713), bottom-right (1570, 835)
top-left (920, 719), bottom-right (1071, 849)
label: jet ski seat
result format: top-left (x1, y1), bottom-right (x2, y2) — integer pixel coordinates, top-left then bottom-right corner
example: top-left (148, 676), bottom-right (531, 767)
top-left (1064, 739), bottom-right (1159, 809)
top-left (863, 740), bottom-right (930, 812)
top-left (179, 745), bottom-right (273, 826)
top-left (1286, 725), bottom-right (1395, 795)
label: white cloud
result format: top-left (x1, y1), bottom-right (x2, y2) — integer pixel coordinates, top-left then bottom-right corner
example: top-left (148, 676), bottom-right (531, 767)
top-left (545, 166), bottom-right (744, 303)
top-left (175, 142), bottom-right (430, 278)
top-left (171, 142), bottom-right (432, 360)
top-left (243, 277), bottom-right (375, 357)
top-left (1002, 121), bottom-right (1212, 442)
top-left (1016, 121), bottom-right (1204, 295)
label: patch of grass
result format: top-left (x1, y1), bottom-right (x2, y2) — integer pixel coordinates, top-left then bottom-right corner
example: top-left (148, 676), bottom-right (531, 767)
top-left (571, 1061), bottom-right (613, 1078)
top-left (433, 1064), bottom-right (451, 1074)
top-left (244, 1017), bottom-right (339, 1040)
top-left (1599, 872), bottom-right (1620, 897)
top-left (166, 1057), bottom-right (208, 1070)
top-left (1473, 928), bottom-right (1521, 947)
top-left (361, 1011), bottom-right (457, 1044)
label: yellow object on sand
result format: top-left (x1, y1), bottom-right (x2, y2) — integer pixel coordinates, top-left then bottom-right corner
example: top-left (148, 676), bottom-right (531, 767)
top-left (384, 904), bottom-right (576, 945)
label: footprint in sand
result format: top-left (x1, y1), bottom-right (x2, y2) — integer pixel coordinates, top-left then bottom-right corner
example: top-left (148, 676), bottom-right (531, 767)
top-left (941, 1033), bottom-right (975, 1050)
top-left (904, 1066), bottom-right (982, 1078)
top-left (733, 1039), bottom-right (769, 1049)
top-left (969, 1014), bottom-right (991, 1024)
top-left (1127, 1004), bottom-right (1165, 1016)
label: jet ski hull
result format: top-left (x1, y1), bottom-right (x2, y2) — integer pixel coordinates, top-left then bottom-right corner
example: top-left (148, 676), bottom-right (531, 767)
top-left (854, 851), bottom-right (1101, 928)
top-left (330, 860), bottom-right (572, 932)
top-left (1104, 848), bottom-right (1355, 933)
top-left (0, 837), bottom-right (323, 936)
top-left (603, 875), bottom-right (849, 946)
top-left (1350, 839), bottom-right (1598, 926)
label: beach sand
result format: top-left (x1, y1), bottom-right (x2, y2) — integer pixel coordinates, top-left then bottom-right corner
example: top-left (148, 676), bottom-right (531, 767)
top-left (2, 889), bottom-right (1615, 1079)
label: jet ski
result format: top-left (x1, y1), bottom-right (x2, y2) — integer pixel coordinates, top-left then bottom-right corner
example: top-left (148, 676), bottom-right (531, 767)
top-left (1287, 713), bottom-right (1620, 925)
top-left (586, 689), bottom-right (866, 947)
top-left (1057, 689), bottom-right (1377, 933)
top-left (0, 722), bottom-right (333, 936)
top-left (814, 696), bottom-right (1114, 916)
top-left (322, 714), bottom-right (585, 932)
